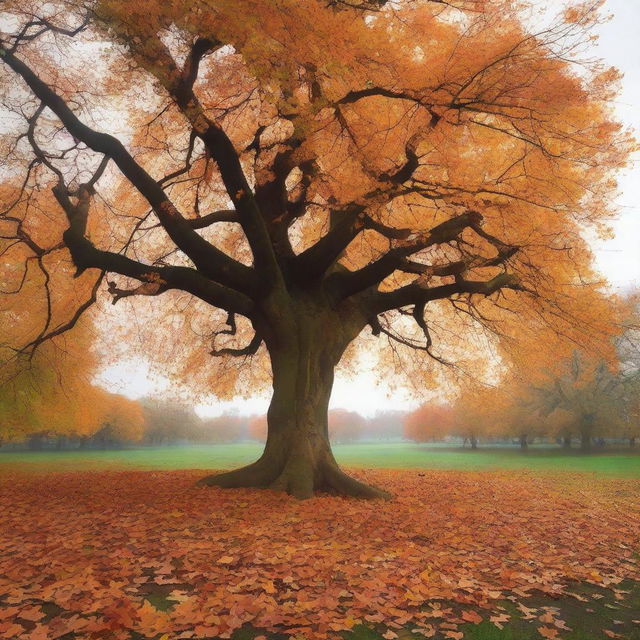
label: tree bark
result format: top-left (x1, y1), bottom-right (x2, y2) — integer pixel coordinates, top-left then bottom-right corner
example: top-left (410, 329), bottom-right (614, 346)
top-left (199, 293), bottom-right (391, 500)
top-left (519, 434), bottom-right (528, 450)
top-left (470, 435), bottom-right (478, 450)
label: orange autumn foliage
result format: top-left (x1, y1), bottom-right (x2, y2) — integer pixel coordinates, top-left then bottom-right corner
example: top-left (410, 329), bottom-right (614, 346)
top-left (403, 404), bottom-right (454, 442)
top-left (0, 0), bottom-right (631, 398)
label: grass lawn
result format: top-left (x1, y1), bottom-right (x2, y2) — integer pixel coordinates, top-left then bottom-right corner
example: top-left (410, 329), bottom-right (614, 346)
top-left (1, 441), bottom-right (639, 477)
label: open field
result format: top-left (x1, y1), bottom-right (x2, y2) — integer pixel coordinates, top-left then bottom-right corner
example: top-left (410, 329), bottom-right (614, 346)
top-left (1, 442), bottom-right (640, 477)
top-left (0, 468), bottom-right (639, 640)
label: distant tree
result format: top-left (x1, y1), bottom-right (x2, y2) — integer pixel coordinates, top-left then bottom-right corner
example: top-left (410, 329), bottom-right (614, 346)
top-left (0, 320), bottom-right (114, 445)
top-left (141, 400), bottom-right (202, 445)
top-left (532, 353), bottom-right (623, 451)
top-left (248, 415), bottom-right (268, 443)
top-left (403, 404), bottom-right (453, 443)
top-left (328, 409), bottom-right (365, 444)
top-left (365, 411), bottom-right (407, 441)
top-left (616, 296), bottom-right (640, 447)
top-left (90, 393), bottom-right (145, 447)
top-left (450, 386), bottom-right (499, 450)
top-left (200, 415), bottom-right (248, 443)
top-left (487, 384), bottom-right (549, 449)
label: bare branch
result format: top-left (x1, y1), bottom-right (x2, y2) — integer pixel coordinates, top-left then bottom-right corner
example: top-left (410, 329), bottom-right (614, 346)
top-left (210, 313), bottom-right (263, 357)
top-left (0, 47), bottom-right (257, 295)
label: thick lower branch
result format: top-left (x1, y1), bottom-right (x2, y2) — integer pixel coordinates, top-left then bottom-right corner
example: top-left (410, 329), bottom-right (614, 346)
top-left (370, 272), bottom-right (524, 313)
top-left (63, 230), bottom-right (254, 314)
top-left (1, 47), bottom-right (257, 295)
top-left (330, 210), bottom-right (485, 300)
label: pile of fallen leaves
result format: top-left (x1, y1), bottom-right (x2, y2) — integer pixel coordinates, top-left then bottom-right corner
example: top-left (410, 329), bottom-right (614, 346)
top-left (0, 468), bottom-right (638, 639)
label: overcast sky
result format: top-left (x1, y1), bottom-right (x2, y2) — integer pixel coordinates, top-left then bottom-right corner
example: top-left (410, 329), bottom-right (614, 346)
top-left (99, 1), bottom-right (640, 417)
top-left (589, 0), bottom-right (640, 291)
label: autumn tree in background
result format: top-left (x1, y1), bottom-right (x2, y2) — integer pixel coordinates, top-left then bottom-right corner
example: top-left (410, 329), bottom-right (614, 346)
top-left (532, 352), bottom-right (623, 451)
top-left (480, 383), bottom-right (549, 449)
top-left (248, 415), bottom-right (268, 443)
top-left (141, 400), bottom-right (201, 446)
top-left (0, 319), bottom-right (144, 446)
top-left (90, 393), bottom-right (145, 447)
top-left (199, 415), bottom-right (249, 443)
top-left (0, 339), bottom-right (92, 445)
top-left (615, 295), bottom-right (640, 446)
top-left (450, 386), bottom-right (498, 449)
top-left (365, 411), bottom-right (406, 440)
top-left (328, 410), bottom-right (365, 444)
top-left (0, 0), bottom-right (631, 498)
top-left (403, 404), bottom-right (454, 443)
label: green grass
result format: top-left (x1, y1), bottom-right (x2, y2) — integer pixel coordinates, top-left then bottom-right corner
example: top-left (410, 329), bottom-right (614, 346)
top-left (1, 441), bottom-right (639, 476)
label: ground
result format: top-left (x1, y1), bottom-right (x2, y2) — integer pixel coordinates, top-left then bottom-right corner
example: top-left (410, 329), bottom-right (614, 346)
top-left (0, 446), bottom-right (639, 640)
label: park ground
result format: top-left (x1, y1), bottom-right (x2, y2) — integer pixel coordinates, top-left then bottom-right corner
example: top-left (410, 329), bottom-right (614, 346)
top-left (0, 444), bottom-right (639, 640)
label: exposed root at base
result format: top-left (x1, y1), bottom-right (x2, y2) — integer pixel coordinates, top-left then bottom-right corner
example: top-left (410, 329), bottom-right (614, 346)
top-left (197, 462), bottom-right (392, 500)
top-left (323, 465), bottom-right (392, 500)
top-left (196, 461), bottom-right (272, 489)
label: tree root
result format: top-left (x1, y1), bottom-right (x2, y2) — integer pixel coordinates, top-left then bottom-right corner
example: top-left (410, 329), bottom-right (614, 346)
top-left (323, 464), bottom-right (392, 500)
top-left (198, 458), bottom-right (392, 500)
top-left (196, 459), bottom-right (275, 489)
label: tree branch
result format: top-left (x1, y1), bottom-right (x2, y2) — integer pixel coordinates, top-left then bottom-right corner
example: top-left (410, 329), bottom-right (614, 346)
top-left (142, 38), bottom-right (283, 286)
top-left (210, 313), bottom-right (263, 357)
top-left (294, 206), bottom-right (365, 279)
top-left (50, 180), bottom-right (254, 314)
top-left (330, 210), bottom-right (483, 299)
top-left (187, 210), bottom-right (240, 228)
top-left (0, 47), bottom-right (257, 296)
top-left (371, 272), bottom-right (526, 313)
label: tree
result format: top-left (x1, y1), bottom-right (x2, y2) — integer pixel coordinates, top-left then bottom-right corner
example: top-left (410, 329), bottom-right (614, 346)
top-left (91, 393), bottom-right (145, 447)
top-left (141, 399), bottom-right (202, 445)
top-left (248, 415), bottom-right (268, 443)
top-left (403, 404), bottom-right (453, 443)
top-left (618, 384), bottom-right (640, 447)
top-left (0, 0), bottom-right (630, 497)
top-left (0, 320), bottom-right (108, 444)
top-left (616, 293), bottom-right (640, 446)
top-left (450, 385), bottom-right (497, 449)
top-left (328, 409), bottom-right (365, 444)
top-left (485, 383), bottom-right (549, 449)
top-left (199, 415), bottom-right (249, 443)
top-left (365, 411), bottom-right (406, 440)
top-left (532, 352), bottom-right (623, 451)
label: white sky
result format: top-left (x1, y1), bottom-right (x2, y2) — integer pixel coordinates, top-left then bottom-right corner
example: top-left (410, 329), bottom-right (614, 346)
top-left (99, 1), bottom-right (640, 418)
top-left (589, 0), bottom-right (640, 292)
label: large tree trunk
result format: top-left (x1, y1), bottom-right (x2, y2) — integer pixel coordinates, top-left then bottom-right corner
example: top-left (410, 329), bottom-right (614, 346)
top-left (199, 294), bottom-right (390, 500)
